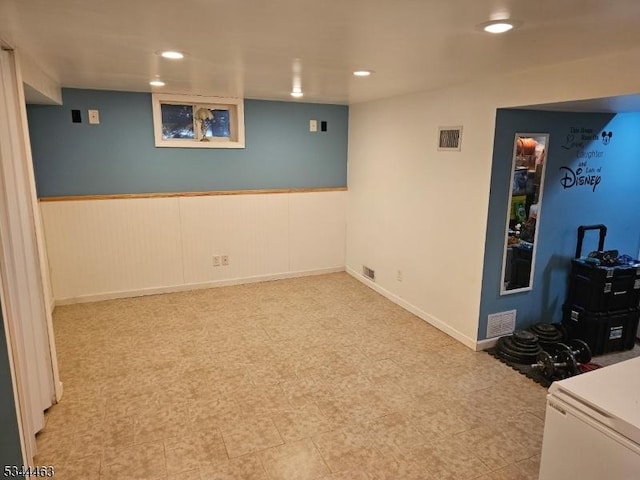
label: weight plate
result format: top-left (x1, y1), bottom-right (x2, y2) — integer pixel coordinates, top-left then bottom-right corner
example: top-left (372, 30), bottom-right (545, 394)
top-left (535, 351), bottom-right (556, 378)
top-left (499, 350), bottom-right (534, 364)
top-left (512, 330), bottom-right (538, 345)
top-left (502, 336), bottom-right (539, 354)
top-left (536, 323), bottom-right (555, 332)
top-left (496, 336), bottom-right (541, 364)
top-left (557, 349), bottom-right (579, 376)
top-left (568, 339), bottom-right (592, 364)
top-left (555, 342), bottom-right (572, 356)
top-left (527, 323), bottom-right (564, 346)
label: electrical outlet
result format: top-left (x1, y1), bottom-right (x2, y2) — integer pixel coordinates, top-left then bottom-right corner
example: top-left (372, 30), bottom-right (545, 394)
top-left (221, 255), bottom-right (229, 266)
top-left (213, 255), bottom-right (221, 267)
top-left (397, 270), bottom-right (403, 282)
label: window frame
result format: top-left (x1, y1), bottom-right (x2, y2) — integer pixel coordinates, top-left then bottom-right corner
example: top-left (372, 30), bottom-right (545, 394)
top-left (152, 93), bottom-right (245, 149)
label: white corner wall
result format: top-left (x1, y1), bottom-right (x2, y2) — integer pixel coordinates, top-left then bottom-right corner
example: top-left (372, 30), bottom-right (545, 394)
top-left (347, 89), bottom-right (496, 349)
top-left (40, 191), bottom-right (346, 303)
top-left (347, 46), bottom-right (640, 350)
top-left (17, 51), bottom-right (61, 105)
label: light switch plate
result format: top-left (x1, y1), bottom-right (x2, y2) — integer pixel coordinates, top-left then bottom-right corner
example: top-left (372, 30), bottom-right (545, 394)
top-left (88, 109), bottom-right (100, 124)
top-left (309, 120), bottom-right (317, 132)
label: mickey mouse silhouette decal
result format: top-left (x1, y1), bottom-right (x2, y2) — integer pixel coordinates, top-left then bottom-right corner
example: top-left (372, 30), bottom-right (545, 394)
top-left (601, 131), bottom-right (613, 145)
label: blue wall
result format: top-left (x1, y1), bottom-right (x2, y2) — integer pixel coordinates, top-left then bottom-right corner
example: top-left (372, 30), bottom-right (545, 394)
top-left (1, 301), bottom-right (23, 473)
top-left (27, 89), bottom-right (348, 197)
top-left (479, 109), bottom-right (640, 339)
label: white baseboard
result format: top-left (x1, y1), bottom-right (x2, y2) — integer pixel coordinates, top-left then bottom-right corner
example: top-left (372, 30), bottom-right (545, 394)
top-left (54, 381), bottom-right (63, 403)
top-left (475, 337), bottom-right (499, 351)
top-left (346, 267), bottom-right (478, 351)
top-left (54, 266), bottom-right (345, 306)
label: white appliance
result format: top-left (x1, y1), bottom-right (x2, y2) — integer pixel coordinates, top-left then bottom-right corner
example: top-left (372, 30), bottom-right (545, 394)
top-left (539, 356), bottom-right (640, 480)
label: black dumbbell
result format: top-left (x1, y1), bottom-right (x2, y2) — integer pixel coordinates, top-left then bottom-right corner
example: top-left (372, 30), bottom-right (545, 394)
top-left (531, 339), bottom-right (591, 379)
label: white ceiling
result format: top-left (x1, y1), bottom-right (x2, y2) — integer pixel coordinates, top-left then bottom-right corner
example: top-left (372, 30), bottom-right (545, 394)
top-left (2, 0), bottom-right (640, 105)
top-left (523, 94), bottom-right (640, 114)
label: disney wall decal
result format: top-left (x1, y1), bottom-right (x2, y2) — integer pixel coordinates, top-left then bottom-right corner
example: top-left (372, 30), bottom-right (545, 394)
top-left (558, 126), bottom-right (611, 193)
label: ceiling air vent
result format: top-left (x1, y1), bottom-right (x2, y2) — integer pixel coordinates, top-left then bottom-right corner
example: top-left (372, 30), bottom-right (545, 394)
top-left (438, 126), bottom-right (463, 151)
top-left (362, 265), bottom-right (375, 281)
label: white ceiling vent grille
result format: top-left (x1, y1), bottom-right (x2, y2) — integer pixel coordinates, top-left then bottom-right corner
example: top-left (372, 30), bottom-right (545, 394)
top-left (438, 126), bottom-right (463, 151)
top-left (362, 265), bottom-right (375, 281)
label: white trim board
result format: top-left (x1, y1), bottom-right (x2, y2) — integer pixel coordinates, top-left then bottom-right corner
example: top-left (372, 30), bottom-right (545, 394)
top-left (0, 48), bottom-right (57, 465)
top-left (475, 337), bottom-right (500, 351)
top-left (54, 266), bottom-right (344, 306)
top-left (346, 267), bottom-right (478, 351)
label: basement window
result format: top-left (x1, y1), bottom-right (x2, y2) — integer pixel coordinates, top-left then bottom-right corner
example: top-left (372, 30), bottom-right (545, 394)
top-left (152, 94), bottom-right (245, 148)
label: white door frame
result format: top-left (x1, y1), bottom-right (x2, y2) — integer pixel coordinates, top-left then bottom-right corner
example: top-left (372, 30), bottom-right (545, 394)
top-left (0, 46), bottom-right (62, 464)
top-left (11, 48), bottom-right (62, 403)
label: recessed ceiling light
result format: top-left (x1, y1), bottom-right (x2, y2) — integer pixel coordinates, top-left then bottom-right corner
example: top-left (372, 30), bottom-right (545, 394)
top-left (478, 19), bottom-right (522, 34)
top-left (353, 70), bottom-right (373, 77)
top-left (290, 91), bottom-right (304, 98)
top-left (485, 22), bottom-right (513, 33)
top-left (160, 50), bottom-right (185, 60)
top-left (149, 80), bottom-right (166, 87)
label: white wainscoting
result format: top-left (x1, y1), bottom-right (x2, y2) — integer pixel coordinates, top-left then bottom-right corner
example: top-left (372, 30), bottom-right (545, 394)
top-left (40, 191), bottom-right (346, 304)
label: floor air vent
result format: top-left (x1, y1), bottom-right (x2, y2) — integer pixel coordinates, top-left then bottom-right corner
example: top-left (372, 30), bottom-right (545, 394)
top-left (362, 266), bottom-right (375, 281)
top-left (438, 126), bottom-right (462, 151)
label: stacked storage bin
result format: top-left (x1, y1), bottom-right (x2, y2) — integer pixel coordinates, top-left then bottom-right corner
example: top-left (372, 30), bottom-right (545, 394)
top-left (562, 225), bottom-right (640, 356)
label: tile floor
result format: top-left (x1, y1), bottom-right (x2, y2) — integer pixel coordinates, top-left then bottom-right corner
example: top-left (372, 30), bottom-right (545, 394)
top-left (37, 273), bottom-right (549, 479)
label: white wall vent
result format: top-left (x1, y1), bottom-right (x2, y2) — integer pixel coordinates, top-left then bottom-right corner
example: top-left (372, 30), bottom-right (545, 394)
top-left (486, 310), bottom-right (516, 338)
top-left (362, 265), bottom-right (375, 281)
top-left (438, 126), bottom-right (463, 151)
